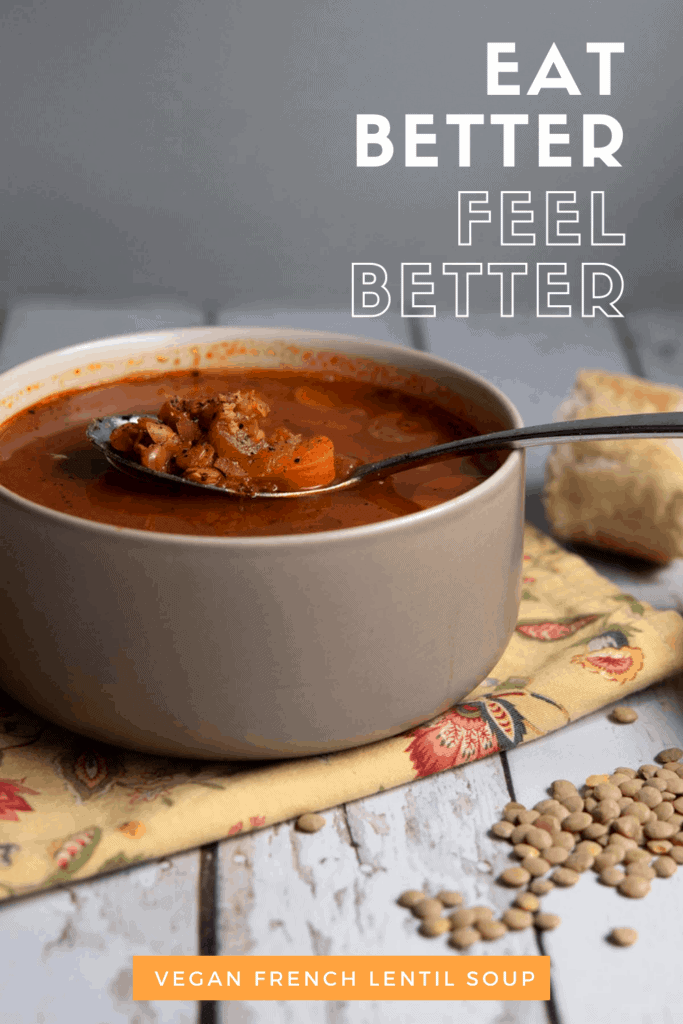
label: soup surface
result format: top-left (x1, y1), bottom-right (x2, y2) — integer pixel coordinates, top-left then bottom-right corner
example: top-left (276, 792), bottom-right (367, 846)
top-left (0, 366), bottom-right (503, 537)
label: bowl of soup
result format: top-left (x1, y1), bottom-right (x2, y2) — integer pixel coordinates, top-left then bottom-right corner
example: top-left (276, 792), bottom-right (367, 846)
top-left (0, 327), bottom-right (524, 759)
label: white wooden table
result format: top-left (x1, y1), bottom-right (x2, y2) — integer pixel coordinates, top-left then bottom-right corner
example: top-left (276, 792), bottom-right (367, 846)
top-left (1, 301), bottom-right (682, 1024)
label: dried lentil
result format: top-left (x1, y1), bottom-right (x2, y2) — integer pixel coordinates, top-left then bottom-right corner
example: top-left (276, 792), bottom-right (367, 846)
top-left (586, 774), bottom-right (609, 786)
top-left (525, 827), bottom-right (553, 851)
top-left (503, 804), bottom-right (526, 823)
top-left (397, 890), bottom-right (426, 908)
top-left (552, 867), bottom-right (580, 887)
top-left (504, 800), bottom-right (527, 813)
top-left (534, 814), bottom-right (561, 834)
top-left (593, 799), bottom-right (621, 823)
top-left (644, 820), bottom-right (676, 840)
top-left (535, 912), bottom-right (561, 931)
top-left (656, 748), bottom-right (683, 764)
top-left (564, 852), bottom-right (594, 873)
top-left (517, 809), bottom-right (540, 824)
top-left (594, 851), bottom-right (621, 871)
top-left (613, 816), bottom-right (640, 838)
top-left (620, 779), bottom-right (644, 797)
top-left (530, 878), bottom-right (555, 895)
top-left (500, 866), bottom-right (531, 887)
top-left (599, 867), bottom-right (625, 886)
top-left (563, 812), bottom-right (593, 833)
top-left (626, 802), bottom-right (651, 823)
top-left (510, 824), bottom-right (533, 845)
top-left (609, 927), bottom-right (638, 946)
top-left (551, 779), bottom-right (578, 799)
top-left (554, 831), bottom-right (576, 851)
top-left (477, 919), bottom-right (508, 941)
top-left (515, 892), bottom-right (540, 912)
top-left (622, 848), bottom-right (651, 864)
top-left (654, 855), bottom-right (677, 878)
top-left (594, 783), bottom-right (621, 802)
top-left (534, 799), bottom-right (563, 814)
top-left (514, 843), bottom-right (540, 860)
top-left (502, 908), bottom-right (533, 930)
top-left (571, 840), bottom-right (598, 858)
top-left (583, 823), bottom-right (608, 840)
top-left (296, 813), bottom-right (326, 833)
top-left (449, 927), bottom-right (479, 949)
top-left (449, 907), bottom-right (478, 929)
top-left (618, 875), bottom-right (651, 898)
top-left (523, 856), bottom-right (551, 877)
top-left (412, 898), bottom-right (444, 919)
top-left (611, 706), bottom-right (638, 723)
top-left (624, 862), bottom-right (655, 880)
top-left (419, 918), bottom-right (450, 937)
top-left (545, 846), bottom-right (570, 865)
top-left (436, 890), bottom-right (463, 907)
top-left (647, 839), bottom-right (672, 855)
top-left (562, 794), bottom-right (585, 813)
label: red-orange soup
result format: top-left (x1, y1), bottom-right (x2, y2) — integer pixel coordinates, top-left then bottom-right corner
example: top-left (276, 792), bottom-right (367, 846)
top-left (0, 366), bottom-right (503, 537)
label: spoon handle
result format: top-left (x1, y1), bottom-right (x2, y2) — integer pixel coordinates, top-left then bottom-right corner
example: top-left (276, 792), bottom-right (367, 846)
top-left (353, 412), bottom-right (683, 484)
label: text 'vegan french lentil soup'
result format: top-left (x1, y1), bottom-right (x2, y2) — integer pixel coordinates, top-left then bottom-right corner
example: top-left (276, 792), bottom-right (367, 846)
top-left (0, 359), bottom-right (506, 538)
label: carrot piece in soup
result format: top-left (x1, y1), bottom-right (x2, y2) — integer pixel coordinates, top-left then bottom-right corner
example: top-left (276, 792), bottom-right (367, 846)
top-left (262, 434), bottom-right (336, 490)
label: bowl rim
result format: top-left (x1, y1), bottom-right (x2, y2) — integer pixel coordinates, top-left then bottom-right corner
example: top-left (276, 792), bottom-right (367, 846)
top-left (0, 326), bottom-right (524, 548)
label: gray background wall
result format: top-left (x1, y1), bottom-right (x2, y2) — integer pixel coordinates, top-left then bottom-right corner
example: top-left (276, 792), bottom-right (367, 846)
top-left (0, 0), bottom-right (680, 313)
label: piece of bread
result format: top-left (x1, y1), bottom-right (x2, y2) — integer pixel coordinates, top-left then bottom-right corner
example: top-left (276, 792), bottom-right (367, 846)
top-left (543, 369), bottom-right (683, 563)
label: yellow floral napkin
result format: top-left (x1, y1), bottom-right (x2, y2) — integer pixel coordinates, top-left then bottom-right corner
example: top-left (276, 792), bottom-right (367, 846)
top-left (2, 524), bottom-right (683, 903)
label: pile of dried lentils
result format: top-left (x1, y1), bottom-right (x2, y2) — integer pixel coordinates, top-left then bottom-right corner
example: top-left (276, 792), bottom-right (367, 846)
top-left (398, 744), bottom-right (683, 949)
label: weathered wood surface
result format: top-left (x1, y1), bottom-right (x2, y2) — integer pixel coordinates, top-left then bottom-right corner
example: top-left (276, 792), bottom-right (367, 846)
top-left (214, 754), bottom-right (547, 1024)
top-left (508, 680), bottom-right (683, 1024)
top-left (2, 302), bottom-right (683, 1024)
top-left (0, 301), bottom-right (206, 1024)
top-left (216, 306), bottom-right (411, 349)
top-left (0, 852), bottom-right (201, 1024)
top-left (0, 298), bottom-right (204, 373)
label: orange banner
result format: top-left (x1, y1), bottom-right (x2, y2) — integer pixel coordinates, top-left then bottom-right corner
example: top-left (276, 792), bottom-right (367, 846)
top-left (133, 955), bottom-right (550, 1001)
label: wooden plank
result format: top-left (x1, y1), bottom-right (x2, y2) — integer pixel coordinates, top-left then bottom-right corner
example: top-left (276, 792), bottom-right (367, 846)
top-left (0, 299), bottom-right (206, 1024)
top-left (215, 755), bottom-right (548, 1024)
top-left (423, 315), bottom-right (629, 488)
top-left (216, 306), bottom-right (411, 348)
top-left (0, 852), bottom-right (201, 1024)
top-left (0, 298), bottom-right (204, 371)
top-left (506, 681), bottom-right (683, 1024)
top-left (507, 488), bottom-right (683, 1024)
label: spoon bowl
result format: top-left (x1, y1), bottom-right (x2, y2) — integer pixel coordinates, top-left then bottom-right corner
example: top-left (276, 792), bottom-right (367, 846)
top-left (88, 411), bottom-right (683, 498)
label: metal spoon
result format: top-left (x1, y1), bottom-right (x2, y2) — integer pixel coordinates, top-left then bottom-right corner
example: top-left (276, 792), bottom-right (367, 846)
top-left (88, 411), bottom-right (683, 498)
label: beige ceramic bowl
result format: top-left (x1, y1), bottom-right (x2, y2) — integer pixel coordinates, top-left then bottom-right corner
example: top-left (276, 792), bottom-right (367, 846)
top-left (0, 327), bottom-right (524, 759)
